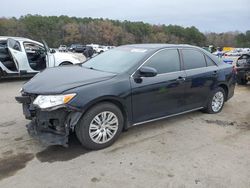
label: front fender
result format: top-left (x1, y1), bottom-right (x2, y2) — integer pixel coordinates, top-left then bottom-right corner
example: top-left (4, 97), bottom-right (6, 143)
top-left (66, 76), bottom-right (132, 127)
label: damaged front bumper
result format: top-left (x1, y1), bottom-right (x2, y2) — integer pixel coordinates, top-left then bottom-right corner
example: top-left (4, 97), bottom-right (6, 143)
top-left (16, 94), bottom-right (82, 147)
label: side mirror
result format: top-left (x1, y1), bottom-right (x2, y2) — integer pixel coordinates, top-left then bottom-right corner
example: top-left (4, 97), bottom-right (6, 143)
top-left (50, 49), bottom-right (56, 53)
top-left (139, 66), bottom-right (157, 77)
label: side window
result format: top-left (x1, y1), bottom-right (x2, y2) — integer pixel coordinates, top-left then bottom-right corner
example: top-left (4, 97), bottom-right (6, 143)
top-left (144, 49), bottom-right (180, 74)
top-left (0, 40), bottom-right (7, 48)
top-left (8, 39), bottom-right (21, 51)
top-left (182, 49), bottom-right (206, 70)
top-left (24, 42), bottom-right (45, 53)
top-left (205, 56), bottom-right (216, 66)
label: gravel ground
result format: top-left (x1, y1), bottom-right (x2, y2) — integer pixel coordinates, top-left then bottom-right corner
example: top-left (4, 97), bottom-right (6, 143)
top-left (0, 79), bottom-right (249, 188)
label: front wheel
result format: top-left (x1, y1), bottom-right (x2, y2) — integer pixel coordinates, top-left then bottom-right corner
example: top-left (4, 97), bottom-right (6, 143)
top-left (75, 102), bottom-right (124, 150)
top-left (203, 88), bottom-right (225, 114)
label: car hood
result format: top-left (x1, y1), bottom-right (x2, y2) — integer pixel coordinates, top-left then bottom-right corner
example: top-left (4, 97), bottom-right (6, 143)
top-left (22, 66), bottom-right (116, 94)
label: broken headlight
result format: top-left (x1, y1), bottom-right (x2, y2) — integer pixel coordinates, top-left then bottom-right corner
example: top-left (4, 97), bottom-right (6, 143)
top-left (33, 93), bottom-right (76, 109)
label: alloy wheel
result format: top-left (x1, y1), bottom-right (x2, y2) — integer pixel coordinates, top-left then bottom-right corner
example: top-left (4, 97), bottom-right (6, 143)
top-left (211, 91), bottom-right (224, 112)
top-left (89, 111), bottom-right (119, 144)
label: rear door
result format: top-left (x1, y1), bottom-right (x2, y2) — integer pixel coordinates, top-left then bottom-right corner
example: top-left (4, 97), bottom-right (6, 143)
top-left (181, 48), bottom-right (218, 109)
top-left (131, 49), bottom-right (187, 123)
top-left (7, 38), bottom-right (29, 72)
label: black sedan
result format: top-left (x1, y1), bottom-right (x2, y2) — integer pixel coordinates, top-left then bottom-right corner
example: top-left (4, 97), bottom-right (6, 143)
top-left (68, 44), bottom-right (86, 53)
top-left (16, 44), bottom-right (236, 149)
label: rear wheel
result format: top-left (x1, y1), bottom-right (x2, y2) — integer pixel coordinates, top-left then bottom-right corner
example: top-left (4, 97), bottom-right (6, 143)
top-left (203, 87), bottom-right (225, 114)
top-left (59, 62), bottom-right (72, 66)
top-left (75, 102), bottom-right (124, 150)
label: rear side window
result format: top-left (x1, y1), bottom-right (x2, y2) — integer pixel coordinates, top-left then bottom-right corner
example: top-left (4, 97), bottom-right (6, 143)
top-left (144, 49), bottom-right (180, 74)
top-left (8, 39), bottom-right (21, 51)
top-left (182, 49), bottom-right (206, 70)
top-left (205, 56), bottom-right (216, 66)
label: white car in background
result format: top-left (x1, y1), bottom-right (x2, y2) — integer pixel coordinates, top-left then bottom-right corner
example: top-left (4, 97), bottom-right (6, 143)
top-left (224, 48), bottom-right (250, 57)
top-left (87, 44), bottom-right (115, 54)
top-left (0, 37), bottom-right (85, 79)
top-left (58, 45), bottom-right (68, 52)
top-left (225, 49), bottom-right (242, 56)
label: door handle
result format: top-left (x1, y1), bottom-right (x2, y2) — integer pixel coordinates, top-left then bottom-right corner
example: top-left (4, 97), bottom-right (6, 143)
top-left (212, 71), bottom-right (217, 76)
top-left (176, 76), bottom-right (186, 82)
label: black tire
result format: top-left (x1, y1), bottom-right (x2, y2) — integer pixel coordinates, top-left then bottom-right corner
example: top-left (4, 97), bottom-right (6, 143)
top-left (75, 102), bottom-right (124, 150)
top-left (59, 62), bottom-right (72, 66)
top-left (203, 87), bottom-right (226, 114)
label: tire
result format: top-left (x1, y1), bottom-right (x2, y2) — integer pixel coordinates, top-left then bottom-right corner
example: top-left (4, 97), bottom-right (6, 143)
top-left (75, 102), bottom-right (124, 150)
top-left (59, 62), bottom-right (72, 66)
top-left (203, 87), bottom-right (226, 114)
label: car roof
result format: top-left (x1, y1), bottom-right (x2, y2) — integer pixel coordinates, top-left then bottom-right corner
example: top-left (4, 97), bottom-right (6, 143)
top-left (121, 43), bottom-right (199, 50)
top-left (0, 36), bottom-right (42, 44)
top-left (120, 43), bottom-right (222, 66)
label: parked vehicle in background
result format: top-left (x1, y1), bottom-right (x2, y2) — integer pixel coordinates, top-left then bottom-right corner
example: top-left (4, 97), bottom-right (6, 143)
top-left (212, 47), bottom-right (225, 57)
top-left (16, 44), bottom-right (236, 149)
top-left (86, 44), bottom-right (100, 53)
top-left (87, 44), bottom-right (114, 54)
top-left (68, 44), bottom-right (86, 53)
top-left (83, 46), bottom-right (94, 58)
top-left (95, 45), bottom-right (111, 53)
top-left (225, 49), bottom-right (242, 56)
top-left (235, 53), bottom-right (250, 85)
top-left (225, 48), bottom-right (250, 57)
top-left (0, 36), bottom-right (84, 79)
top-left (58, 45), bottom-right (67, 52)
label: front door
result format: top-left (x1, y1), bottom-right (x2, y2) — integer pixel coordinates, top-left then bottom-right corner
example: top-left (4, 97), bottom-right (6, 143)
top-left (23, 41), bottom-right (48, 71)
top-left (131, 49), bottom-right (187, 123)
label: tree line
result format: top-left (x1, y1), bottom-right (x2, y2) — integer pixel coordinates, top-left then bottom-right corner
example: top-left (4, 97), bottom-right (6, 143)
top-left (0, 15), bottom-right (249, 48)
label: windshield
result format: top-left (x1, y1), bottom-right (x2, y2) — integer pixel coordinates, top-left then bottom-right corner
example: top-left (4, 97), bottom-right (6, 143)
top-left (82, 47), bottom-right (149, 73)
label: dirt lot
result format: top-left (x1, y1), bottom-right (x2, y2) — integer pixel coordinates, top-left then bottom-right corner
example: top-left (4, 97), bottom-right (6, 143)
top-left (0, 79), bottom-right (249, 188)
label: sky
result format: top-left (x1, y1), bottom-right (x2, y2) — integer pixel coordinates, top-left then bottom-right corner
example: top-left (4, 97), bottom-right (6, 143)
top-left (1, 0), bottom-right (250, 33)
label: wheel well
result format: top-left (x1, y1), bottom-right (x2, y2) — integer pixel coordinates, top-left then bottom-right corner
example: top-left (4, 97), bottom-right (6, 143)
top-left (59, 61), bottom-right (72, 66)
top-left (218, 84), bottom-right (228, 101)
top-left (83, 99), bottom-right (128, 130)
